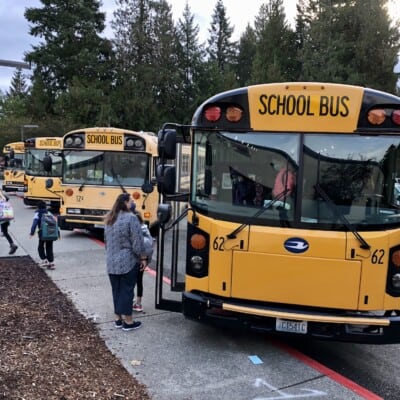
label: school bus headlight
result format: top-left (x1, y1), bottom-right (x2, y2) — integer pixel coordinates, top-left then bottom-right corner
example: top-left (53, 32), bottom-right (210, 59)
top-left (204, 106), bottom-right (221, 122)
top-left (392, 274), bottom-right (400, 288)
top-left (191, 234), bottom-right (206, 250)
top-left (190, 256), bottom-right (204, 272)
top-left (367, 109), bottom-right (386, 125)
top-left (226, 106), bottom-right (243, 122)
top-left (392, 110), bottom-right (400, 126)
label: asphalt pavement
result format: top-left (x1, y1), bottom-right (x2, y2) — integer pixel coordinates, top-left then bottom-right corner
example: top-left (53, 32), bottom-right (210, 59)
top-left (0, 191), bottom-right (370, 400)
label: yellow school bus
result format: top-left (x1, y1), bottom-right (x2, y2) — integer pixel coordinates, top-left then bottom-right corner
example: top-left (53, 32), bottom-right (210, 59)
top-left (57, 127), bottom-right (158, 233)
top-left (23, 137), bottom-right (63, 211)
top-left (2, 141), bottom-right (25, 192)
top-left (156, 82), bottom-right (400, 344)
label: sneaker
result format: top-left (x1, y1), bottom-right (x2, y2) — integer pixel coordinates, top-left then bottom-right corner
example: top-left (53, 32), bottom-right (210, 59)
top-left (133, 303), bottom-right (143, 312)
top-left (114, 319), bottom-right (123, 329)
top-left (122, 320), bottom-right (142, 331)
top-left (47, 263), bottom-right (55, 270)
top-left (39, 259), bottom-right (48, 267)
top-left (9, 244), bottom-right (18, 255)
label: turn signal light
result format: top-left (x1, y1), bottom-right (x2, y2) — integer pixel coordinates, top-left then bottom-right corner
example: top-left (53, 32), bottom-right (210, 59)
top-left (190, 233), bottom-right (206, 250)
top-left (132, 191), bottom-right (141, 200)
top-left (367, 109), bottom-right (386, 125)
top-left (65, 188), bottom-right (74, 196)
top-left (226, 106), bottom-right (243, 122)
top-left (392, 250), bottom-right (400, 267)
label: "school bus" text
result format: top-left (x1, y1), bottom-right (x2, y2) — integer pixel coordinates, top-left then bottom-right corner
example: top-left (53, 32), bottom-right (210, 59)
top-left (258, 94), bottom-right (350, 117)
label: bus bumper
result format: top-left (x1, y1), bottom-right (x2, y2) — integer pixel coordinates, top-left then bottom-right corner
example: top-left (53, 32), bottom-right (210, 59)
top-left (182, 291), bottom-right (400, 344)
top-left (58, 216), bottom-right (104, 231)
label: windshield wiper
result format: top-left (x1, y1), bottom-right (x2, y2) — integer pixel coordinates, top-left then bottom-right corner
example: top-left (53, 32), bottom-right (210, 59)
top-left (226, 188), bottom-right (290, 239)
top-left (314, 183), bottom-right (370, 250)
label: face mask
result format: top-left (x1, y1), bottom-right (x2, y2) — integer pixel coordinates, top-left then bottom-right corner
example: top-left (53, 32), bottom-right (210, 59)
top-left (130, 203), bottom-right (136, 212)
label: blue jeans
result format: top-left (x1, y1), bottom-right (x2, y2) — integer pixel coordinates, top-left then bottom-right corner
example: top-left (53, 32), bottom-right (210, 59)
top-left (109, 265), bottom-right (138, 316)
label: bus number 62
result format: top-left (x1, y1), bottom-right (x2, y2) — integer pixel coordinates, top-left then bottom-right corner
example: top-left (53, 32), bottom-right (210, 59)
top-left (213, 236), bottom-right (225, 251)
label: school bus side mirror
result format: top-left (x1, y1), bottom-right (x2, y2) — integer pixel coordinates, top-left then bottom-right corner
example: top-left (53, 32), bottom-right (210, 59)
top-left (156, 164), bottom-right (176, 195)
top-left (158, 129), bottom-right (176, 160)
top-left (43, 155), bottom-right (52, 172)
top-left (157, 203), bottom-right (172, 225)
top-left (142, 182), bottom-right (154, 194)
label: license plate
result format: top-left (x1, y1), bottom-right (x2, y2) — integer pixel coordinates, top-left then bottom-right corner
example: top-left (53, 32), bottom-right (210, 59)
top-left (94, 224), bottom-right (104, 229)
top-left (276, 318), bottom-right (307, 334)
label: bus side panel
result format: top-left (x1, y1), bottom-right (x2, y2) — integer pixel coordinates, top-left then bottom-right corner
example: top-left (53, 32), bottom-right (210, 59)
top-left (231, 252), bottom-right (361, 309)
top-left (347, 232), bottom-right (388, 310)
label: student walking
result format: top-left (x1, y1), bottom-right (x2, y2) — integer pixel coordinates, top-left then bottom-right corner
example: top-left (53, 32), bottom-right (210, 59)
top-left (104, 193), bottom-right (146, 331)
top-left (29, 201), bottom-right (56, 269)
top-left (0, 190), bottom-right (18, 255)
top-left (133, 211), bottom-right (154, 313)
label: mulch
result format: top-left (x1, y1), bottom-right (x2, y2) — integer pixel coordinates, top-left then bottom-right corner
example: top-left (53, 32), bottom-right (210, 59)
top-left (0, 256), bottom-right (151, 399)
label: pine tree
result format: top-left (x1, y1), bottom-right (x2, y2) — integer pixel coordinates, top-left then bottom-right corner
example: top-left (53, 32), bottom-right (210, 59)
top-left (251, 0), bottom-right (297, 84)
top-left (175, 1), bottom-right (206, 123)
top-left (206, 0), bottom-right (237, 93)
top-left (236, 24), bottom-right (257, 86)
top-left (25, 0), bottom-right (114, 123)
top-left (7, 68), bottom-right (28, 97)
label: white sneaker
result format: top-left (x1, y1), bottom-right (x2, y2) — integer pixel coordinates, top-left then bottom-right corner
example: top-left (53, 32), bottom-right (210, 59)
top-left (39, 259), bottom-right (49, 267)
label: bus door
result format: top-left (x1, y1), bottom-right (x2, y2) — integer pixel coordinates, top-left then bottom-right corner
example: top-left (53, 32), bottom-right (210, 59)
top-left (156, 140), bottom-right (189, 312)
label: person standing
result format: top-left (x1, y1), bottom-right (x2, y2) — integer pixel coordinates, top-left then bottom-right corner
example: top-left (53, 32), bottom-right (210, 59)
top-left (132, 211), bottom-right (154, 313)
top-left (29, 201), bottom-right (55, 269)
top-left (0, 189), bottom-right (18, 255)
top-left (104, 192), bottom-right (146, 331)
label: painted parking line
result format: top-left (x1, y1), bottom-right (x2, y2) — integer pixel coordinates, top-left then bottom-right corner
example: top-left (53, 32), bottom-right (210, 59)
top-left (273, 340), bottom-right (383, 400)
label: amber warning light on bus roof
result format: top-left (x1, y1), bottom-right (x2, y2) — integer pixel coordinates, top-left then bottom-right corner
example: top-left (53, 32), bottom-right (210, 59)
top-left (204, 105), bottom-right (243, 123)
top-left (367, 109), bottom-right (400, 126)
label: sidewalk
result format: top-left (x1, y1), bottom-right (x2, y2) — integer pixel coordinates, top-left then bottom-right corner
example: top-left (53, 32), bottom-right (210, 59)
top-left (1, 192), bottom-right (366, 400)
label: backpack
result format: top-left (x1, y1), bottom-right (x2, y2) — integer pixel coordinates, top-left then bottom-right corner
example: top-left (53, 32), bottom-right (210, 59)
top-left (142, 225), bottom-right (154, 260)
top-left (0, 200), bottom-right (14, 221)
top-left (40, 212), bottom-right (59, 241)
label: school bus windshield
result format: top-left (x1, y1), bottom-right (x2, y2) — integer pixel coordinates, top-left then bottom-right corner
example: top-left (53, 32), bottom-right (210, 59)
top-left (25, 149), bottom-right (62, 177)
top-left (191, 130), bottom-right (400, 230)
top-left (63, 150), bottom-right (149, 186)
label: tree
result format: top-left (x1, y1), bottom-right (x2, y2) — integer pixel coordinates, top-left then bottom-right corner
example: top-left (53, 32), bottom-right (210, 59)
top-left (111, 0), bottom-right (158, 130)
top-left (206, 0), bottom-right (237, 93)
top-left (25, 0), bottom-right (114, 124)
top-left (175, 1), bottom-right (206, 123)
top-left (298, 0), bottom-right (400, 92)
top-left (251, 0), bottom-right (297, 84)
top-left (236, 24), bottom-right (257, 86)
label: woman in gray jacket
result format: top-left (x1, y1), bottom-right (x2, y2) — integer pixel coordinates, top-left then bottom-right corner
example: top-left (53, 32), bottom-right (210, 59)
top-left (104, 192), bottom-right (146, 331)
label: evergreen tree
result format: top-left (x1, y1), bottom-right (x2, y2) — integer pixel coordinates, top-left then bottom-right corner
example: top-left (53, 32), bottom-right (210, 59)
top-left (298, 0), bottom-right (400, 92)
top-left (236, 24), bottom-right (257, 86)
top-left (111, 0), bottom-right (158, 130)
top-left (251, 0), bottom-right (297, 84)
top-left (7, 68), bottom-right (28, 97)
top-left (206, 0), bottom-right (237, 93)
top-left (25, 0), bottom-right (114, 124)
top-left (175, 1), bottom-right (206, 123)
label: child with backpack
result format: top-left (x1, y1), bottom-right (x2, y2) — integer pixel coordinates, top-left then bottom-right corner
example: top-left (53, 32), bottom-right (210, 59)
top-left (133, 210), bottom-right (154, 312)
top-left (29, 201), bottom-right (59, 269)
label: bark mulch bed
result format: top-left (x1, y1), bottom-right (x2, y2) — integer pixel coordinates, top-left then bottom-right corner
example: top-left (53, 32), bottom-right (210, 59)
top-left (0, 256), bottom-right (151, 400)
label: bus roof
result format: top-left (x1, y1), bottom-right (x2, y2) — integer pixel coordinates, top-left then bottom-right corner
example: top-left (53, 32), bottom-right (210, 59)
top-left (192, 82), bottom-right (400, 134)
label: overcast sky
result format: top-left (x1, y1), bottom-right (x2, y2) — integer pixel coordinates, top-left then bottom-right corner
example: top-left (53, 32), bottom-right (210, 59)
top-left (0, 0), bottom-right (398, 94)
